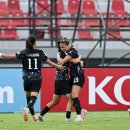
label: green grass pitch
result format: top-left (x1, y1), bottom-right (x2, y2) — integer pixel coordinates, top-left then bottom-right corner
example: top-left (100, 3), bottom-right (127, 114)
top-left (0, 111), bottom-right (130, 130)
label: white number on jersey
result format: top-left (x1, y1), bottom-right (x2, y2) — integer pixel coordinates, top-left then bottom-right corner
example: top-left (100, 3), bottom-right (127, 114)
top-left (28, 58), bottom-right (38, 69)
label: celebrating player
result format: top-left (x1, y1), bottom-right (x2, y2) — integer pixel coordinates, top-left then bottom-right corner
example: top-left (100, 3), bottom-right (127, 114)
top-left (59, 38), bottom-right (87, 122)
top-left (0, 35), bottom-right (64, 122)
top-left (37, 41), bottom-right (81, 122)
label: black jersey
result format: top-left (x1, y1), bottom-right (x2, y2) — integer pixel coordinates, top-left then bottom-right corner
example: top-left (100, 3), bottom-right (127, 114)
top-left (67, 48), bottom-right (84, 77)
top-left (16, 49), bottom-right (48, 80)
top-left (55, 51), bottom-right (69, 81)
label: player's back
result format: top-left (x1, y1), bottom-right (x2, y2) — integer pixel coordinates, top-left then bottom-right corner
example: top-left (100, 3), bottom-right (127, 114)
top-left (21, 49), bottom-right (43, 72)
top-left (16, 49), bottom-right (48, 80)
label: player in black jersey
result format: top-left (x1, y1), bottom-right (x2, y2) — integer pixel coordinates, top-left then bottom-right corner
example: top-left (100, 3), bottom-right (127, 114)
top-left (37, 41), bottom-right (81, 122)
top-left (59, 38), bottom-right (87, 122)
top-left (0, 35), bottom-right (64, 122)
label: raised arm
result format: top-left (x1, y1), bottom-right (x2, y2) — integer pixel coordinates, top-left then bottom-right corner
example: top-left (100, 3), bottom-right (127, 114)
top-left (0, 53), bottom-right (17, 59)
top-left (46, 59), bottom-right (64, 71)
top-left (70, 54), bottom-right (82, 64)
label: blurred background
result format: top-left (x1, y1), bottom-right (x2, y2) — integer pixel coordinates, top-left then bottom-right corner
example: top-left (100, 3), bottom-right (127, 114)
top-left (0, 0), bottom-right (130, 67)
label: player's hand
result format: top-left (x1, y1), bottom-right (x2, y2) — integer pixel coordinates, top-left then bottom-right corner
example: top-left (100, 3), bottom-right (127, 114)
top-left (57, 65), bottom-right (64, 71)
top-left (0, 53), bottom-right (2, 57)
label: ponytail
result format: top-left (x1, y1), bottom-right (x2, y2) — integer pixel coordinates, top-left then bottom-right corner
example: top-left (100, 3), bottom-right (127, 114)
top-left (25, 35), bottom-right (36, 54)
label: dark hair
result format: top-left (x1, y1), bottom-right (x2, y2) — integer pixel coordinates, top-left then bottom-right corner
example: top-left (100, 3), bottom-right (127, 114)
top-left (60, 37), bottom-right (73, 47)
top-left (25, 35), bottom-right (36, 54)
top-left (57, 41), bottom-right (61, 52)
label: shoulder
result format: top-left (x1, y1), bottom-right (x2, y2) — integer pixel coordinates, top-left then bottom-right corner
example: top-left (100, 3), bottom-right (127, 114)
top-left (68, 48), bottom-right (78, 53)
top-left (16, 50), bottom-right (25, 55)
top-left (59, 51), bottom-right (67, 58)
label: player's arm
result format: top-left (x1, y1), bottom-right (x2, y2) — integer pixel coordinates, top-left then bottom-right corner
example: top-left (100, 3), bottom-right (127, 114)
top-left (61, 55), bottom-right (72, 65)
top-left (70, 54), bottom-right (82, 64)
top-left (46, 59), bottom-right (64, 71)
top-left (0, 53), bottom-right (17, 59)
top-left (57, 53), bottom-right (63, 63)
top-left (80, 60), bottom-right (84, 67)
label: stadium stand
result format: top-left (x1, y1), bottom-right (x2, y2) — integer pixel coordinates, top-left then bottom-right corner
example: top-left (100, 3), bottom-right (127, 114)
top-left (0, 0), bottom-right (130, 42)
top-left (68, 0), bottom-right (79, 14)
top-left (108, 26), bottom-right (122, 39)
top-left (36, 0), bottom-right (50, 13)
top-left (4, 25), bottom-right (18, 39)
top-left (8, 0), bottom-right (23, 13)
top-left (78, 24), bottom-right (93, 39)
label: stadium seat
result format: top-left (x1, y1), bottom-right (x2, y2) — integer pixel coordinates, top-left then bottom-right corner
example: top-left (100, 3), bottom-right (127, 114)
top-left (52, 0), bottom-right (65, 14)
top-left (0, 6), bottom-right (10, 26)
top-left (113, 12), bottom-right (129, 27)
top-left (0, 1), bottom-right (8, 11)
top-left (78, 25), bottom-right (93, 39)
top-left (36, 0), bottom-right (50, 14)
top-left (82, 0), bottom-right (98, 15)
top-left (11, 12), bottom-right (25, 26)
top-left (4, 25), bottom-right (18, 39)
top-left (84, 12), bottom-right (99, 27)
top-left (8, 0), bottom-right (23, 13)
top-left (108, 26), bottom-right (122, 39)
top-left (112, 0), bottom-right (126, 14)
top-left (68, 0), bottom-right (79, 14)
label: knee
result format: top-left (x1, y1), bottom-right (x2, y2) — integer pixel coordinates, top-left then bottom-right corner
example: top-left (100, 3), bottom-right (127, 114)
top-left (72, 92), bottom-right (78, 98)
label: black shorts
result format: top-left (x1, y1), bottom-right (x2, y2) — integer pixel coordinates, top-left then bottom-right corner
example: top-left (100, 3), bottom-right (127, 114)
top-left (54, 80), bottom-right (71, 95)
top-left (24, 79), bottom-right (42, 93)
top-left (70, 74), bottom-right (85, 88)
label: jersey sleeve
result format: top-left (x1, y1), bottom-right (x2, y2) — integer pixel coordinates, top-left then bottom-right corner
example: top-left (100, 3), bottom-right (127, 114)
top-left (59, 51), bottom-right (67, 59)
top-left (15, 51), bottom-right (23, 60)
top-left (68, 48), bottom-right (79, 58)
top-left (41, 50), bottom-right (48, 61)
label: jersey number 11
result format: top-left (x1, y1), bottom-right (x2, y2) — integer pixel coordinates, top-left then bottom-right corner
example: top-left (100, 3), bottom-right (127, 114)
top-left (28, 59), bottom-right (38, 69)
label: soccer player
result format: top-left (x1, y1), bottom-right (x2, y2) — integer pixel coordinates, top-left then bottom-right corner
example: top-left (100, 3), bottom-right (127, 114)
top-left (0, 35), bottom-right (64, 122)
top-left (37, 41), bottom-right (81, 122)
top-left (59, 38), bottom-right (87, 122)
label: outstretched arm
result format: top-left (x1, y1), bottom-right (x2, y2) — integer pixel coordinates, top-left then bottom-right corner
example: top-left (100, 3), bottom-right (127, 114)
top-left (46, 59), bottom-right (64, 71)
top-left (0, 53), bottom-right (17, 59)
top-left (70, 54), bottom-right (82, 64)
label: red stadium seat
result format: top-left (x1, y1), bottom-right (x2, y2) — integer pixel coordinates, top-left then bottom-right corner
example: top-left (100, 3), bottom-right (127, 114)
top-left (112, 0), bottom-right (126, 14)
top-left (36, 0), bottom-right (50, 14)
top-left (0, 1), bottom-right (9, 16)
top-left (8, 0), bottom-right (23, 13)
top-left (68, 0), bottom-right (79, 14)
top-left (113, 12), bottom-right (129, 27)
top-left (84, 12), bottom-right (99, 27)
top-left (108, 26), bottom-right (122, 39)
top-left (0, 4), bottom-right (10, 26)
top-left (52, 0), bottom-right (65, 14)
top-left (58, 19), bottom-right (72, 27)
top-left (82, 0), bottom-right (97, 14)
top-left (78, 25), bottom-right (93, 39)
top-left (4, 25), bottom-right (18, 39)
top-left (11, 12), bottom-right (25, 26)
top-left (0, 1), bottom-right (8, 11)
